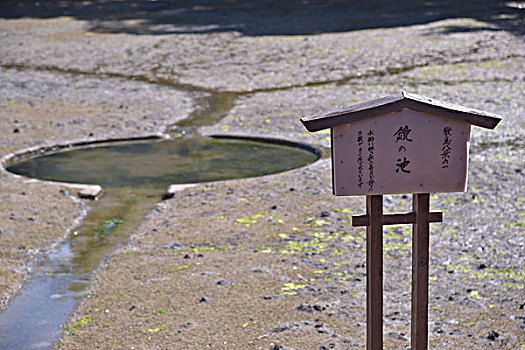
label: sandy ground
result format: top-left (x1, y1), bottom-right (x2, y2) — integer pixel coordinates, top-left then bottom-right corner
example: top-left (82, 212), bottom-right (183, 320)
top-left (0, 1), bottom-right (523, 349)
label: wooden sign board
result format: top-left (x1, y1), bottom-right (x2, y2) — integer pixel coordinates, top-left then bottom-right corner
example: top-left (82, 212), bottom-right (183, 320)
top-left (300, 92), bottom-right (501, 350)
top-left (301, 92), bottom-right (502, 197)
top-left (331, 109), bottom-right (470, 196)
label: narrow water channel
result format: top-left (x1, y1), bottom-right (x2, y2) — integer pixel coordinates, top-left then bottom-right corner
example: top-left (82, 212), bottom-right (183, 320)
top-left (0, 131), bottom-right (319, 348)
top-left (0, 187), bottom-right (162, 349)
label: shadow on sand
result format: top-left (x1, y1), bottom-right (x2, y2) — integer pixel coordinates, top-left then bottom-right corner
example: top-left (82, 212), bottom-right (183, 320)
top-left (1, 0), bottom-right (523, 36)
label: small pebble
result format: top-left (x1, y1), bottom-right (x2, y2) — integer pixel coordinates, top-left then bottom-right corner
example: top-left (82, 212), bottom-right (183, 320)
top-left (487, 330), bottom-right (499, 340)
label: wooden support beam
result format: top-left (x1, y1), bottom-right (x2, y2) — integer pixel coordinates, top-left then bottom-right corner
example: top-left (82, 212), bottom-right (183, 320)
top-left (351, 194), bottom-right (440, 349)
top-left (351, 212), bottom-right (442, 227)
top-left (366, 195), bottom-right (383, 350)
top-left (412, 193), bottom-right (430, 350)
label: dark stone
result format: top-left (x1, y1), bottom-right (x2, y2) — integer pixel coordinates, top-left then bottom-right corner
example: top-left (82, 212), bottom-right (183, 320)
top-left (320, 211), bottom-right (330, 217)
top-left (13, 128), bottom-right (19, 133)
top-left (161, 192), bottom-right (174, 200)
top-left (199, 296), bottom-right (212, 303)
top-left (296, 304), bottom-right (325, 313)
top-left (387, 332), bottom-right (408, 341)
top-left (78, 192), bottom-right (97, 200)
top-left (181, 322), bottom-right (194, 329)
top-left (478, 263), bottom-right (487, 269)
top-left (487, 330), bottom-right (499, 340)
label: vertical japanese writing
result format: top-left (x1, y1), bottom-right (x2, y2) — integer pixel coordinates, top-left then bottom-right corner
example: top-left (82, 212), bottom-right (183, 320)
top-left (441, 126), bottom-right (452, 168)
top-left (357, 131), bottom-right (364, 188)
top-left (394, 125), bottom-right (412, 174)
top-left (367, 130), bottom-right (375, 191)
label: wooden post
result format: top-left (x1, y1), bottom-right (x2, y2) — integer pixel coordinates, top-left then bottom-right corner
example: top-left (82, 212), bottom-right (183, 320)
top-left (411, 193), bottom-right (430, 349)
top-left (352, 193), bottom-right (440, 349)
top-left (366, 195), bottom-right (383, 350)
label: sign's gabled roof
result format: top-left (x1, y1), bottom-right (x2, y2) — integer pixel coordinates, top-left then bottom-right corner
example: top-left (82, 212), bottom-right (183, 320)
top-left (300, 91), bottom-right (502, 132)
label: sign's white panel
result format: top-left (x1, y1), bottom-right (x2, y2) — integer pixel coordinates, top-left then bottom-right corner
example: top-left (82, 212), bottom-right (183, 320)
top-left (332, 109), bottom-right (471, 196)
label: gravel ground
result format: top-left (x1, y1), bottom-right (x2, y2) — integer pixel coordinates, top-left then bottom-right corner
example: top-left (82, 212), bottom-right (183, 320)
top-left (0, 1), bottom-right (523, 349)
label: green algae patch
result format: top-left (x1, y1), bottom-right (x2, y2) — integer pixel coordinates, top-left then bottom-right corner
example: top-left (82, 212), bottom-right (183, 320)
top-left (168, 264), bottom-right (191, 273)
top-left (281, 282), bottom-right (307, 295)
top-left (63, 316), bottom-right (93, 334)
top-left (468, 290), bottom-right (486, 300)
top-left (234, 217), bottom-right (258, 225)
top-left (188, 246), bottom-right (229, 254)
top-left (282, 282), bottom-right (306, 291)
top-left (154, 308), bottom-right (170, 316)
top-left (142, 325), bottom-right (166, 333)
top-left (471, 268), bottom-right (524, 282)
top-left (446, 263), bottom-right (471, 274)
top-left (94, 219), bottom-right (123, 234)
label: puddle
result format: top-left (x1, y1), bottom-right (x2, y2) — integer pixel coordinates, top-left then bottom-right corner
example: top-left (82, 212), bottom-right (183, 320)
top-left (0, 136), bottom-right (319, 349)
top-left (6, 137), bottom-right (318, 188)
